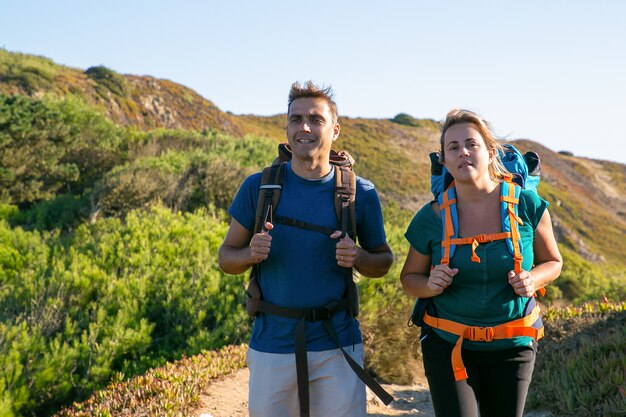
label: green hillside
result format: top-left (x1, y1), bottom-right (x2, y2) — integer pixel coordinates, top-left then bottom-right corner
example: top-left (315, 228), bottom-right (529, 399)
top-left (1, 49), bottom-right (625, 416)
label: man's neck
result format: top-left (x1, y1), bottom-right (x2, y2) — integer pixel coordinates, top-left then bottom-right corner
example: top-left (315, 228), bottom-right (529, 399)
top-left (290, 158), bottom-right (332, 179)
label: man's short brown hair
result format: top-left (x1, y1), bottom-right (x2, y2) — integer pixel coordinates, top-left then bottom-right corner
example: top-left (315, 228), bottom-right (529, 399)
top-left (288, 81), bottom-right (338, 122)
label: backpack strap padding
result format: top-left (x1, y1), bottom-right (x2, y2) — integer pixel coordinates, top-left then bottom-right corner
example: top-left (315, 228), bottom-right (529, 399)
top-left (439, 181), bottom-right (458, 266)
top-left (500, 179), bottom-right (524, 274)
top-left (334, 165), bottom-right (357, 241)
top-left (253, 163), bottom-right (286, 233)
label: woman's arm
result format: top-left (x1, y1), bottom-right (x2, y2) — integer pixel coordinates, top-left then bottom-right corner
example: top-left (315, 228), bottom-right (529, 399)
top-left (508, 209), bottom-right (563, 297)
top-left (400, 246), bottom-right (457, 298)
top-left (530, 209), bottom-right (563, 289)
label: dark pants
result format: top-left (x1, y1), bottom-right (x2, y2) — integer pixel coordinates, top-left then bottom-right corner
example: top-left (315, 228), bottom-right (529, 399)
top-left (421, 331), bottom-right (536, 417)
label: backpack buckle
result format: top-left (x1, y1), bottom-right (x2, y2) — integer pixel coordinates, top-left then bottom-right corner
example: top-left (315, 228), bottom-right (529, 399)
top-left (307, 307), bottom-right (331, 322)
top-left (468, 326), bottom-right (494, 342)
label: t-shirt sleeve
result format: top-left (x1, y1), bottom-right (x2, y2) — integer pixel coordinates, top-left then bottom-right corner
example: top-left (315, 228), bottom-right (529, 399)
top-left (519, 190), bottom-right (549, 230)
top-left (355, 178), bottom-right (387, 250)
top-left (228, 173), bottom-right (262, 232)
top-left (404, 202), bottom-right (440, 256)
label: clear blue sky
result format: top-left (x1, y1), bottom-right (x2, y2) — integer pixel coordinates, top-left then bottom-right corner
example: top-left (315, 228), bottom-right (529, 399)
top-left (2, 0), bottom-right (625, 163)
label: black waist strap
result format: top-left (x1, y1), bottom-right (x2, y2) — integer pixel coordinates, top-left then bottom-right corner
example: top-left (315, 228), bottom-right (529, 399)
top-left (257, 300), bottom-right (394, 416)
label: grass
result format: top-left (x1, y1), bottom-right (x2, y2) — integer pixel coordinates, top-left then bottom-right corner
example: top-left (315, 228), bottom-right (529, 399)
top-left (527, 301), bottom-right (626, 417)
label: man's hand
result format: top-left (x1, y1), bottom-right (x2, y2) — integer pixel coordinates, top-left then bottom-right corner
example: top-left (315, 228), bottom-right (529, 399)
top-left (249, 222), bottom-right (273, 264)
top-left (330, 230), bottom-right (358, 268)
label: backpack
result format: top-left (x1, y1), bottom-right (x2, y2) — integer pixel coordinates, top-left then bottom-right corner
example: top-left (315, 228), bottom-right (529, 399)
top-left (431, 143), bottom-right (541, 272)
top-left (245, 142), bottom-right (394, 411)
top-left (410, 143), bottom-right (545, 327)
top-left (252, 142), bottom-right (357, 241)
top-left (429, 143), bottom-right (541, 198)
top-left (246, 142), bottom-right (359, 318)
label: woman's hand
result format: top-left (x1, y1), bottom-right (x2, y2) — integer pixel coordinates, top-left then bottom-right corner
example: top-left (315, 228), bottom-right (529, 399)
top-left (508, 269), bottom-right (535, 298)
top-left (427, 264), bottom-right (458, 296)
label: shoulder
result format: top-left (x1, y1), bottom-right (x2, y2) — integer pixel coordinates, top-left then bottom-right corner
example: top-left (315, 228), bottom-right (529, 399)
top-left (354, 175), bottom-right (380, 205)
top-left (411, 201), bottom-right (439, 227)
top-left (518, 189), bottom-right (549, 228)
top-left (355, 175), bottom-right (376, 192)
top-left (406, 201), bottom-right (439, 236)
top-left (518, 189), bottom-right (548, 210)
top-left (405, 201), bottom-right (440, 253)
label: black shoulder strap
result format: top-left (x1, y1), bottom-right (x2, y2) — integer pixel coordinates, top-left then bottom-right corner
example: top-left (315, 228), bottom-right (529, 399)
top-left (253, 163), bottom-right (286, 234)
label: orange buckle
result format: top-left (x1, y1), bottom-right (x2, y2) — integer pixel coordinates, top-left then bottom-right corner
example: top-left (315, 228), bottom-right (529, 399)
top-left (467, 326), bottom-right (494, 342)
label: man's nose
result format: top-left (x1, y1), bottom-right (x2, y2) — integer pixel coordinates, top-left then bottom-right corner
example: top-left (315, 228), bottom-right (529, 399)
top-left (300, 120), bottom-right (311, 132)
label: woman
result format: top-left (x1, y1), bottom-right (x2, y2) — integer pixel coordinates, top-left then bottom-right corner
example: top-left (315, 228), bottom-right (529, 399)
top-left (400, 109), bottom-right (562, 417)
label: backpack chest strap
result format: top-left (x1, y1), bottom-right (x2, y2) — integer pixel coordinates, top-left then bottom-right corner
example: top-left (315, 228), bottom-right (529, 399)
top-left (443, 232), bottom-right (512, 263)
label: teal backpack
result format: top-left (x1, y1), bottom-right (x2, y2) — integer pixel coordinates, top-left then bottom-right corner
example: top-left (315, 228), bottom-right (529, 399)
top-left (411, 143), bottom-right (544, 328)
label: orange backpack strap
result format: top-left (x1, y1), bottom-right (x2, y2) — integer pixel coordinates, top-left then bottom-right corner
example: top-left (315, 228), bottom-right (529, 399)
top-left (500, 179), bottom-right (524, 274)
top-left (438, 181), bottom-right (457, 266)
top-left (423, 305), bottom-right (544, 381)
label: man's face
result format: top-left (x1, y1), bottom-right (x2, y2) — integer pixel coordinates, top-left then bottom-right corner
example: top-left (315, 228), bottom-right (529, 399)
top-left (286, 97), bottom-right (340, 161)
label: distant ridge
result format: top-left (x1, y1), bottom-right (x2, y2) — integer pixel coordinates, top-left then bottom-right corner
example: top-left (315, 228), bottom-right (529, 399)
top-left (1, 48), bottom-right (625, 266)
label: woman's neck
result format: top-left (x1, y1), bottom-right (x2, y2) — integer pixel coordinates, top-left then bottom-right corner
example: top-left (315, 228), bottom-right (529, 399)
top-left (454, 178), bottom-right (500, 203)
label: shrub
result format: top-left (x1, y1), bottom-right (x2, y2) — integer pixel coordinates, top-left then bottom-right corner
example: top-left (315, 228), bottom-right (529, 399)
top-left (0, 206), bottom-right (249, 416)
top-left (85, 66), bottom-right (127, 97)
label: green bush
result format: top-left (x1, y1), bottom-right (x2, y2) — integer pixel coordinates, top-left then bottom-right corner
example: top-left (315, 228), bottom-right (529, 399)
top-left (0, 206), bottom-right (249, 416)
top-left (85, 66), bottom-right (127, 97)
top-left (0, 94), bottom-right (126, 206)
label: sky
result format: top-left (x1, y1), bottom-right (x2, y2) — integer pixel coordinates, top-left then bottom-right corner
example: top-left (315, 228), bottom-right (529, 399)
top-left (1, 0), bottom-right (625, 164)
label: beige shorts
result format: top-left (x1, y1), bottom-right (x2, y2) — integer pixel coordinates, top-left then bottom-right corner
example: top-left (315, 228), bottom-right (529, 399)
top-left (247, 344), bottom-right (367, 417)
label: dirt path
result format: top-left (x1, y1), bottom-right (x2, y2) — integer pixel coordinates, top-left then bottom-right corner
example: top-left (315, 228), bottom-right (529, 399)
top-left (194, 367), bottom-right (554, 417)
top-left (195, 367), bottom-right (435, 417)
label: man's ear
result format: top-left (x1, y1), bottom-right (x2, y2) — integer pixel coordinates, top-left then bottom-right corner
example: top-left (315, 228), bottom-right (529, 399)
top-left (333, 123), bottom-right (340, 141)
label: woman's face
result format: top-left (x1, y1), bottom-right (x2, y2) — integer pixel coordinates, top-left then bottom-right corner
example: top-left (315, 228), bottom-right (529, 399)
top-left (442, 123), bottom-right (494, 183)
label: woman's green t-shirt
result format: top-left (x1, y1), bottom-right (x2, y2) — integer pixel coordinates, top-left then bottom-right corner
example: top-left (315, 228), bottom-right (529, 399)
top-left (405, 187), bottom-right (549, 351)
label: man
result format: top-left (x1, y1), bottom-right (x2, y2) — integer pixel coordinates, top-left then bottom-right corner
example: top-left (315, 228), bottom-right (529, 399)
top-left (218, 81), bottom-right (393, 417)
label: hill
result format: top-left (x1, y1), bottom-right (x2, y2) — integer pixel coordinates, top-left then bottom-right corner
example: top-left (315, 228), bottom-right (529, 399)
top-left (2, 48), bottom-right (625, 267)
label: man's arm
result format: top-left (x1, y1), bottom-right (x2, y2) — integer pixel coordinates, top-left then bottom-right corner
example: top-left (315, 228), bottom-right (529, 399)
top-left (218, 219), bottom-right (272, 275)
top-left (354, 242), bottom-right (393, 277)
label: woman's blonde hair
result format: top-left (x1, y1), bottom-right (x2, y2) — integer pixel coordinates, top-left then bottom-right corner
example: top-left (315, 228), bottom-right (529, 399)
top-left (439, 109), bottom-right (510, 181)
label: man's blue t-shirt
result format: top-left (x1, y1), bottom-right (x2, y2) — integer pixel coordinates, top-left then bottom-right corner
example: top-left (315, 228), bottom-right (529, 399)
top-left (229, 161), bottom-right (387, 353)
